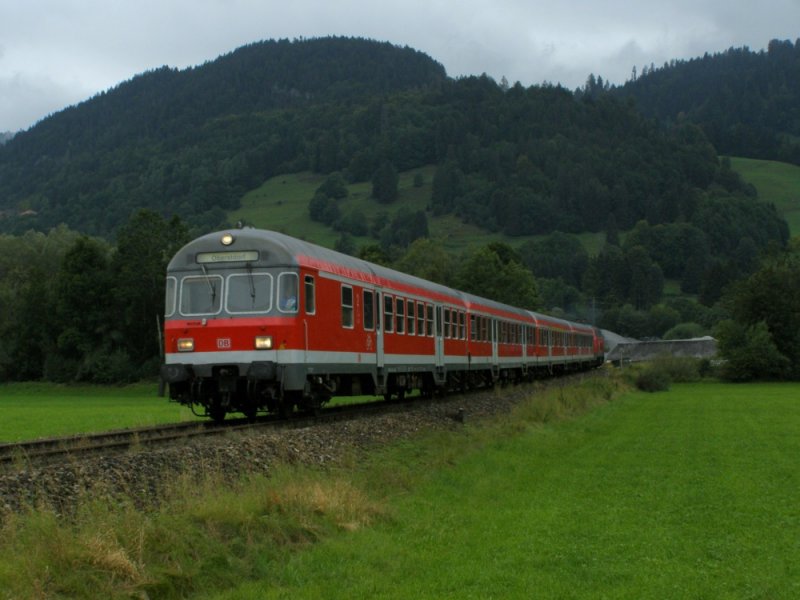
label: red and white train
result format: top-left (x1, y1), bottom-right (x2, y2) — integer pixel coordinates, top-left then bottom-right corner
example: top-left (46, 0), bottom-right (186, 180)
top-left (160, 228), bottom-right (604, 420)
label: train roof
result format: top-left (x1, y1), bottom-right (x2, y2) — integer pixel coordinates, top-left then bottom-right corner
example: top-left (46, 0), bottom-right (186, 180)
top-left (169, 228), bottom-right (594, 331)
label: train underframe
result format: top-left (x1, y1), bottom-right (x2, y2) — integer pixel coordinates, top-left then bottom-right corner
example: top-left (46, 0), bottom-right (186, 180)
top-left (161, 357), bottom-right (602, 423)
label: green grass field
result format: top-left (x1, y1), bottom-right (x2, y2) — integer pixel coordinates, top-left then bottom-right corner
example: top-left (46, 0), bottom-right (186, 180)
top-left (4, 379), bottom-right (799, 598)
top-left (730, 156), bottom-right (800, 236)
top-left (211, 380), bottom-right (800, 599)
top-left (0, 382), bottom-right (193, 442)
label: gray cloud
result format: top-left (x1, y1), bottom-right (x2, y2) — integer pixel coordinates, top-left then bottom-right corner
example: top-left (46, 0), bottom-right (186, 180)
top-left (1, 0), bottom-right (799, 131)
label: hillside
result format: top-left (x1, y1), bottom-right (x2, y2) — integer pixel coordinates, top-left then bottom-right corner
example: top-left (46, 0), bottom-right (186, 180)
top-left (0, 35), bottom-right (785, 255)
top-left (0, 37), bottom-right (446, 236)
top-left (728, 157), bottom-right (800, 235)
top-left (615, 39), bottom-right (800, 165)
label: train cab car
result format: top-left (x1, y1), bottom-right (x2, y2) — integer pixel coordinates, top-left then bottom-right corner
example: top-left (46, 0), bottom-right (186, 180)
top-left (161, 228), bottom-right (461, 420)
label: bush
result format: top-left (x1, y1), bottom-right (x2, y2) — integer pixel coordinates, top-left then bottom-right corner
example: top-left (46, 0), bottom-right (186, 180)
top-left (634, 366), bottom-right (672, 392)
top-left (77, 349), bottom-right (140, 384)
top-left (651, 355), bottom-right (702, 382)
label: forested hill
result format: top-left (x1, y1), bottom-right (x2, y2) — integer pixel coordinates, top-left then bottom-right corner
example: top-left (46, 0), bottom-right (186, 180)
top-left (0, 35), bottom-right (788, 260)
top-left (0, 37), bottom-right (445, 235)
top-left (614, 38), bottom-right (800, 164)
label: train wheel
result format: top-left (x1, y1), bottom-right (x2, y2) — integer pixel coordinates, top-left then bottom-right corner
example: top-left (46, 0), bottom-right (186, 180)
top-left (243, 403), bottom-right (258, 421)
top-left (209, 398), bottom-right (227, 423)
top-left (279, 391), bottom-right (300, 418)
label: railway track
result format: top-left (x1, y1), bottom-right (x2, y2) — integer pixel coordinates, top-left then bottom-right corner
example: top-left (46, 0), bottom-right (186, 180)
top-left (0, 395), bottom-right (427, 471)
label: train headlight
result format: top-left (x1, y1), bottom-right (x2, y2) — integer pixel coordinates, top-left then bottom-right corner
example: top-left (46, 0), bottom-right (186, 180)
top-left (221, 233), bottom-right (234, 246)
top-left (177, 338), bottom-right (195, 352)
top-left (255, 335), bottom-right (273, 350)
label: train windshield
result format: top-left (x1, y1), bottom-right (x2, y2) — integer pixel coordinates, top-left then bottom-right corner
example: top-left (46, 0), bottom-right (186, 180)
top-left (180, 275), bottom-right (223, 315)
top-left (226, 273), bottom-right (273, 314)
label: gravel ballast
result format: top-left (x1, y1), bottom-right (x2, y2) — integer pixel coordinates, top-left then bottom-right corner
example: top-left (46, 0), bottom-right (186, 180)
top-left (0, 385), bottom-right (544, 518)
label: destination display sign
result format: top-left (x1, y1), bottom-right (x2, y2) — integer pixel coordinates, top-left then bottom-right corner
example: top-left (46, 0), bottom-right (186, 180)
top-left (196, 250), bottom-right (259, 264)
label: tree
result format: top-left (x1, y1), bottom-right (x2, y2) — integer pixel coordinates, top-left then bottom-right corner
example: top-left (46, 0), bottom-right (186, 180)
top-left (371, 161), bottom-right (399, 203)
top-left (112, 210), bottom-right (189, 368)
top-left (719, 247), bottom-right (800, 378)
top-left (394, 238), bottom-right (454, 286)
top-left (519, 232), bottom-right (588, 288)
top-left (715, 320), bottom-right (790, 381)
top-left (430, 160), bottom-right (464, 215)
top-left (52, 236), bottom-right (114, 380)
top-left (317, 172), bottom-right (349, 199)
top-left (454, 246), bottom-right (539, 310)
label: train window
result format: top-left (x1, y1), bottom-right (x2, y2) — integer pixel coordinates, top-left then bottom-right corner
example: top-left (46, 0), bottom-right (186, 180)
top-left (180, 275), bottom-right (223, 316)
top-left (426, 305), bottom-right (434, 337)
top-left (304, 275), bottom-right (315, 315)
top-left (407, 300), bottom-right (416, 335)
top-left (226, 273), bottom-right (273, 314)
top-left (459, 312), bottom-right (466, 340)
top-left (443, 308), bottom-right (451, 338)
top-left (417, 303), bottom-right (425, 335)
top-left (341, 285), bottom-right (354, 328)
top-left (363, 290), bottom-right (374, 331)
top-left (396, 298), bottom-right (405, 334)
top-left (384, 295), bottom-right (394, 333)
top-left (470, 314), bottom-right (476, 341)
top-left (278, 273), bottom-right (299, 313)
top-left (165, 276), bottom-right (177, 317)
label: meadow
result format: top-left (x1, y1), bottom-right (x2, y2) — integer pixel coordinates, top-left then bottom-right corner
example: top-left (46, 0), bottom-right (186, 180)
top-left (227, 158), bottom-right (797, 259)
top-left (0, 382), bottom-right (192, 442)
top-left (2, 377), bottom-right (799, 598)
top-left (729, 156), bottom-right (800, 236)
top-left (207, 380), bottom-right (800, 599)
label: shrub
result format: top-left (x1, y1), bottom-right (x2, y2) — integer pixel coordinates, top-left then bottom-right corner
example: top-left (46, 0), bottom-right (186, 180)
top-left (651, 355), bottom-right (702, 382)
top-left (633, 365), bottom-right (672, 392)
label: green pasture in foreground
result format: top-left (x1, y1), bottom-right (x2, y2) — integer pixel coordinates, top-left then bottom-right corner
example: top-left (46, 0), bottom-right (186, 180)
top-left (0, 382), bottom-right (193, 442)
top-left (3, 378), bottom-right (800, 599)
top-left (212, 381), bottom-right (800, 599)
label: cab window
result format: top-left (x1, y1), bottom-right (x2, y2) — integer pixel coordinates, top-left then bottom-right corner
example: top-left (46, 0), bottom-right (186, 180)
top-left (165, 276), bottom-right (177, 317)
top-left (304, 275), bottom-right (315, 315)
top-left (278, 273), bottom-right (298, 313)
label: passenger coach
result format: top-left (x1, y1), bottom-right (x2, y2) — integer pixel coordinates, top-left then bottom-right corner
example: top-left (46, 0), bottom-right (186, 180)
top-left (161, 228), bottom-right (604, 420)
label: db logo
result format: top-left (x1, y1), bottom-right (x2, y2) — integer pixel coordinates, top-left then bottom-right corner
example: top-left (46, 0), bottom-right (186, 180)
top-left (217, 338), bottom-right (232, 349)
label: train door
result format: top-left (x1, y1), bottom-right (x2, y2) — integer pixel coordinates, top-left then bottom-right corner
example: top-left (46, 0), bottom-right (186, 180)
top-left (491, 319), bottom-right (499, 374)
top-left (374, 290), bottom-right (385, 370)
top-left (434, 305), bottom-right (445, 369)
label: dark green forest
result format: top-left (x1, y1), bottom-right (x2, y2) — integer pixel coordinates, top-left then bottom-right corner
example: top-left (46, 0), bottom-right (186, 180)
top-left (614, 38), bottom-right (800, 165)
top-left (0, 36), bottom-right (797, 382)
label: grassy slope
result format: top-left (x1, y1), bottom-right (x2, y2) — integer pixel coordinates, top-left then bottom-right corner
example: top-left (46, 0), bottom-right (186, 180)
top-left (228, 168), bottom-right (606, 254)
top-left (729, 157), bottom-right (800, 236)
top-left (210, 380), bottom-right (800, 599)
top-left (228, 157), bottom-right (797, 260)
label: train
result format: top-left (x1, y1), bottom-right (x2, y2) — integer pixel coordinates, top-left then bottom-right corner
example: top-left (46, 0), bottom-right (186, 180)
top-left (160, 227), bottom-right (605, 421)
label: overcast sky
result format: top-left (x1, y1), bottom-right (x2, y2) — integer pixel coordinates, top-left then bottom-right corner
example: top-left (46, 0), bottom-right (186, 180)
top-left (1, 0), bottom-right (798, 132)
